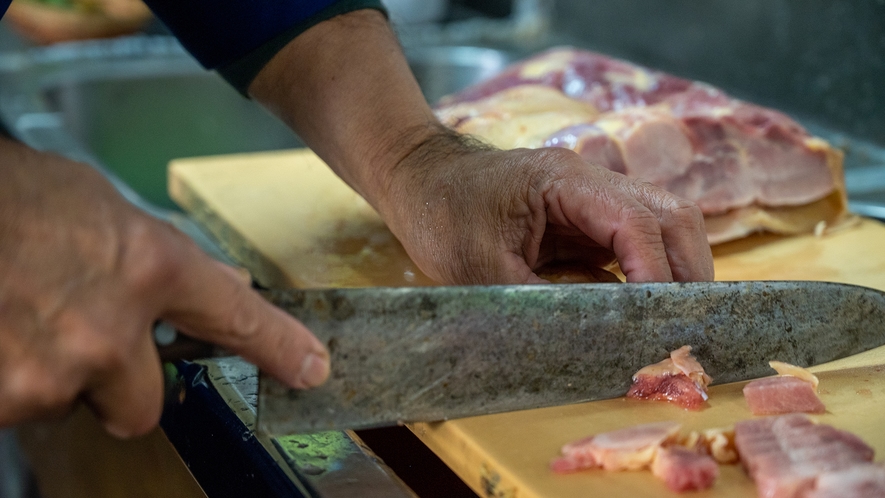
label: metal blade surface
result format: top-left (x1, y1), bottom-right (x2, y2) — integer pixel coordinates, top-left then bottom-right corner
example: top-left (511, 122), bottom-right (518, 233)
top-left (257, 281), bottom-right (885, 435)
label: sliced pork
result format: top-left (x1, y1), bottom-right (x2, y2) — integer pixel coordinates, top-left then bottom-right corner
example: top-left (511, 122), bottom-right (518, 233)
top-left (550, 421), bottom-right (681, 473)
top-left (744, 376), bottom-right (826, 416)
top-left (651, 446), bottom-right (720, 492)
top-left (734, 414), bottom-right (876, 498)
top-left (627, 346), bottom-right (712, 410)
top-left (437, 47), bottom-right (694, 111)
top-left (744, 362), bottom-right (825, 415)
top-left (436, 47), bottom-right (847, 244)
top-left (805, 464), bottom-right (885, 498)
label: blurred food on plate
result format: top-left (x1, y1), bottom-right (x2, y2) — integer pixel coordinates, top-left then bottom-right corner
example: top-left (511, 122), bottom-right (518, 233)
top-left (5, 0), bottom-right (153, 44)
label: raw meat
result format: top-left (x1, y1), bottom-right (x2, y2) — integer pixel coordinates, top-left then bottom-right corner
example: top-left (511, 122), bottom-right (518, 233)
top-left (769, 361), bottom-right (820, 391)
top-left (436, 48), bottom-right (847, 244)
top-left (734, 414), bottom-right (876, 498)
top-left (743, 376), bottom-right (826, 415)
top-left (805, 464), bottom-right (885, 498)
top-left (627, 346), bottom-right (712, 410)
top-left (651, 446), bottom-right (720, 492)
top-left (550, 421), bottom-right (681, 473)
top-left (744, 363), bottom-right (826, 415)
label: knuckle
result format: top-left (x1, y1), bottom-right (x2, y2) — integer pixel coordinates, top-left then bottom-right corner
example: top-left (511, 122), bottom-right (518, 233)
top-left (56, 311), bottom-right (129, 374)
top-left (224, 287), bottom-right (263, 344)
top-left (119, 218), bottom-right (185, 294)
top-left (536, 146), bottom-right (582, 166)
top-left (532, 148), bottom-right (584, 183)
top-left (618, 203), bottom-right (661, 236)
top-left (665, 197), bottom-right (705, 227)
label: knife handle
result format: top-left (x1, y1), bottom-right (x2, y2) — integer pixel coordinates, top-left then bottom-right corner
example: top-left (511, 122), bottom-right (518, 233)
top-left (154, 321), bottom-right (220, 361)
top-left (154, 277), bottom-right (264, 361)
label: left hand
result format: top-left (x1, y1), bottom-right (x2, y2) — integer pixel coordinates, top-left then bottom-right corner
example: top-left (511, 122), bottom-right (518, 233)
top-left (373, 130), bottom-right (714, 284)
top-left (249, 9), bottom-right (713, 285)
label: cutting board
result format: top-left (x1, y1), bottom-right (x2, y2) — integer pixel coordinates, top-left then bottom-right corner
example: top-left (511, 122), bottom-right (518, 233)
top-left (169, 148), bottom-right (885, 498)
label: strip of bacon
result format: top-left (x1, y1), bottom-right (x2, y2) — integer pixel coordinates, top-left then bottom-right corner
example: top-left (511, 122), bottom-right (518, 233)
top-left (627, 346), bottom-right (712, 410)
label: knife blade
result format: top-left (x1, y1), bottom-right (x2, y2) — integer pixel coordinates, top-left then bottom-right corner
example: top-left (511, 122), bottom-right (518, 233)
top-left (249, 280), bottom-right (885, 435)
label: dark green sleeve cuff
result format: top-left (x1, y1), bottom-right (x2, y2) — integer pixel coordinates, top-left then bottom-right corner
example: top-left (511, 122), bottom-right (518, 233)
top-left (218, 0), bottom-right (387, 97)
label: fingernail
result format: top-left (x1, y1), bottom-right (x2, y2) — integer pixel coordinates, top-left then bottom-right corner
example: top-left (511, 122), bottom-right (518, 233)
top-left (300, 352), bottom-right (330, 388)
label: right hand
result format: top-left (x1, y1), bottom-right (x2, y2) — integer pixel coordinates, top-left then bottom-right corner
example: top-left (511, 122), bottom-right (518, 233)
top-left (0, 138), bottom-right (330, 438)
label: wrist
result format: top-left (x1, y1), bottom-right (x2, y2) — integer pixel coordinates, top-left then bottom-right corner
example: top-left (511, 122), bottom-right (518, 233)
top-left (370, 125), bottom-right (494, 234)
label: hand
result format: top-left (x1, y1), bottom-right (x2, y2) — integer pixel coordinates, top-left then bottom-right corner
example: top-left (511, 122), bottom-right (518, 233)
top-left (0, 138), bottom-right (330, 438)
top-left (376, 130), bottom-right (715, 284)
top-left (247, 11), bottom-right (712, 285)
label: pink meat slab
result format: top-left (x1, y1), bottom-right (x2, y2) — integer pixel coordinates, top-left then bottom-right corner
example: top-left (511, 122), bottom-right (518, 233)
top-left (743, 376), bottom-right (826, 415)
top-left (734, 414), bottom-right (875, 498)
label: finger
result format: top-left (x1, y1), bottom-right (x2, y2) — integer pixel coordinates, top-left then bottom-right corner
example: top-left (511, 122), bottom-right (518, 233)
top-left (216, 263), bottom-right (253, 286)
top-left (607, 205), bottom-right (672, 283)
top-left (84, 331), bottom-right (164, 439)
top-left (163, 250), bottom-right (330, 390)
top-left (614, 179), bottom-right (714, 282)
top-left (547, 179), bottom-right (673, 282)
top-left (655, 197), bottom-right (714, 282)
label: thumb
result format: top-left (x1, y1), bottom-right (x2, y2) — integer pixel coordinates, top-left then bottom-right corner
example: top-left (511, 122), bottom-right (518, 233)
top-left (161, 251), bottom-right (330, 390)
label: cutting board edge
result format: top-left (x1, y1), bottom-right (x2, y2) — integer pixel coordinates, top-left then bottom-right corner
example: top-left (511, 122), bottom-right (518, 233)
top-left (408, 421), bottom-right (542, 498)
top-left (168, 160), bottom-right (295, 288)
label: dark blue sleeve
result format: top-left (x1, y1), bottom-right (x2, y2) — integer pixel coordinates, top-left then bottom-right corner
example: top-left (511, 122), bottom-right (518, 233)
top-left (142, 0), bottom-right (386, 95)
top-left (143, 0), bottom-right (339, 69)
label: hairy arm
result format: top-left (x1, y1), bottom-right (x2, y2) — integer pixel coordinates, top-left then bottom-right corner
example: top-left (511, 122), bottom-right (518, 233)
top-left (249, 9), bottom-right (714, 285)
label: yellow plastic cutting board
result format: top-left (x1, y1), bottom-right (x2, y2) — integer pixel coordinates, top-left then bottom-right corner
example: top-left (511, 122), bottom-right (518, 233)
top-left (169, 148), bottom-right (885, 498)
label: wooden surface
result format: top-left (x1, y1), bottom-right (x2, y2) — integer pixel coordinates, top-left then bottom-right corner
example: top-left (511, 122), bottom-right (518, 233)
top-left (169, 148), bottom-right (885, 498)
top-left (17, 407), bottom-right (207, 498)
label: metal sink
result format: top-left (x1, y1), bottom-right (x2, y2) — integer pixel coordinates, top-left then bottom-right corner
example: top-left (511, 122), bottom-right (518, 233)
top-left (0, 35), bottom-right (514, 212)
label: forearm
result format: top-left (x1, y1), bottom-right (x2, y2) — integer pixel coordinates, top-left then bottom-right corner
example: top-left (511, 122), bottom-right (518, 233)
top-left (248, 9), bottom-right (442, 210)
top-left (246, 8), bottom-right (713, 285)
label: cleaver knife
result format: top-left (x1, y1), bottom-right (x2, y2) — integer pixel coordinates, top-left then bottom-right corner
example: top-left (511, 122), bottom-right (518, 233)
top-left (161, 281), bottom-right (885, 435)
top-left (254, 281), bottom-right (885, 435)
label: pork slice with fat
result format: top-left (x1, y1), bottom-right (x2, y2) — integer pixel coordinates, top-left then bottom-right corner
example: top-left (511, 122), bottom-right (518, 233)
top-left (627, 346), bottom-right (713, 410)
top-left (734, 414), bottom-right (876, 498)
top-left (435, 47), bottom-right (848, 245)
top-left (550, 421), bottom-right (681, 473)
